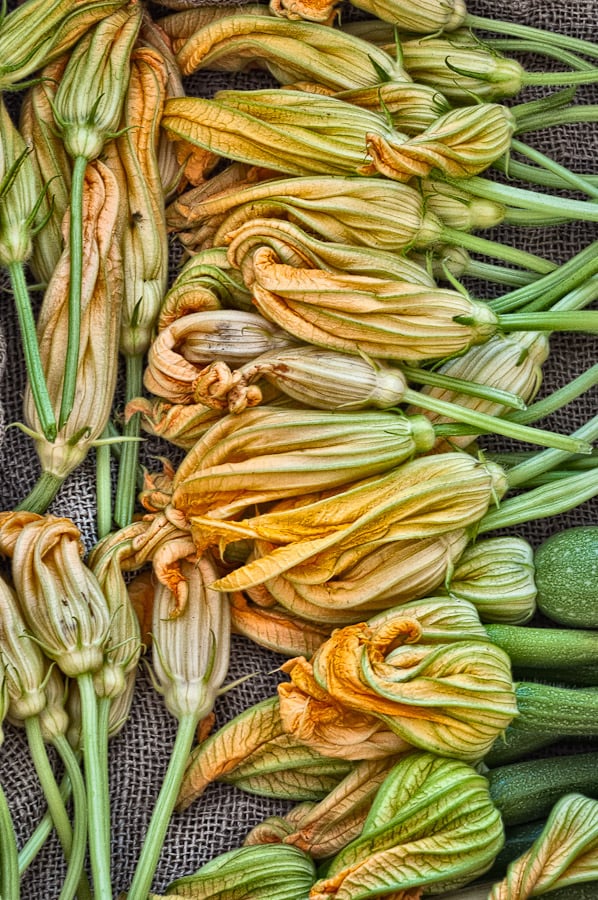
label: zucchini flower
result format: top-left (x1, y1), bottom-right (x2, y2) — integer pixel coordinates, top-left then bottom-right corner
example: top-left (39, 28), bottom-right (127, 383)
top-left (245, 757), bottom-right (400, 859)
top-left (272, 0), bottom-right (467, 32)
top-left (401, 31), bottom-right (525, 102)
top-left (334, 80), bottom-right (451, 134)
top-left (197, 452), bottom-right (507, 591)
top-left (161, 89), bottom-right (413, 179)
top-left (230, 592), bottom-right (331, 657)
top-left (420, 177), bottom-right (507, 231)
top-left (489, 793), bottom-right (598, 899)
top-left (446, 536), bottom-right (537, 624)
top-left (158, 247), bottom-right (252, 326)
top-left (144, 310), bottom-right (295, 403)
top-left (407, 332), bottom-right (549, 450)
top-left (311, 751), bottom-right (503, 899)
top-left (176, 695), bottom-right (352, 811)
top-left (0, 573), bottom-right (48, 722)
top-left (170, 406), bottom-right (436, 520)
top-left (0, 0), bottom-right (129, 90)
top-left (246, 530), bottom-right (470, 625)
top-left (21, 159), bottom-right (123, 513)
top-left (148, 844), bottom-right (317, 900)
top-left (175, 13), bottom-right (407, 90)
top-left (125, 397), bottom-right (224, 450)
top-left (362, 103), bottom-right (516, 182)
top-left (19, 58), bottom-right (72, 285)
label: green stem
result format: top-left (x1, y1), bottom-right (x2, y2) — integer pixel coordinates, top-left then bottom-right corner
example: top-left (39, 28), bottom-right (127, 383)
top-left (96, 425), bottom-right (113, 540)
top-left (96, 697), bottom-right (112, 855)
top-left (402, 367), bottom-right (526, 409)
top-left (8, 260), bottom-right (56, 441)
top-left (486, 39), bottom-right (597, 71)
top-left (18, 774), bottom-right (71, 874)
top-left (60, 154), bottom-right (87, 430)
top-left (521, 274), bottom-right (598, 314)
top-left (24, 718), bottom-right (74, 865)
top-left (126, 713), bottom-right (198, 900)
top-left (489, 242), bottom-right (598, 313)
top-left (52, 735), bottom-right (91, 900)
top-left (77, 672), bottom-right (112, 900)
top-left (498, 310), bottom-right (598, 332)
top-left (502, 209), bottom-right (569, 227)
top-left (510, 138), bottom-right (598, 200)
top-left (114, 353), bottom-right (143, 529)
top-left (465, 14), bottom-right (598, 61)
top-left (0, 781), bottom-right (19, 900)
top-left (478, 467), bottom-right (598, 533)
top-left (461, 258), bottom-right (538, 287)
top-left (451, 176), bottom-right (598, 222)
top-left (486, 624), bottom-right (598, 669)
top-left (442, 225), bottom-right (556, 274)
top-left (402, 387), bottom-right (589, 455)
top-left (494, 156), bottom-right (598, 191)
top-left (516, 106), bottom-right (598, 135)
top-left (523, 68), bottom-right (598, 86)
top-left (16, 470), bottom-right (65, 514)
top-left (507, 364), bottom-right (598, 425)
top-left (503, 415), bottom-right (598, 488)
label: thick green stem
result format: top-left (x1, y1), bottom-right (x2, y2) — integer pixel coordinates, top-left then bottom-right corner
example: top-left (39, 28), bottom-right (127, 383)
top-left (18, 774), bottom-right (71, 874)
top-left (489, 242), bottom-right (598, 313)
top-left (507, 364), bottom-right (598, 426)
top-left (523, 68), bottom-right (598, 86)
top-left (462, 258), bottom-right (538, 287)
top-left (96, 425), bottom-right (113, 540)
top-left (96, 697), bottom-right (112, 855)
top-left (0, 781), bottom-right (19, 900)
top-left (402, 387), bottom-right (588, 454)
top-left (502, 209), bottom-right (569, 227)
top-left (452, 177), bottom-right (598, 222)
top-left (126, 713), bottom-right (198, 900)
top-left (442, 225), bottom-right (556, 274)
top-left (52, 736), bottom-right (91, 900)
top-left (16, 470), bottom-right (65, 514)
top-left (486, 39), bottom-right (597, 71)
top-left (402, 367), bottom-right (525, 409)
top-left (7, 261), bottom-right (56, 441)
top-left (114, 353), bottom-right (143, 529)
top-left (505, 415), bottom-right (598, 488)
top-left (478, 467), bottom-right (598, 533)
top-left (60, 155), bottom-right (87, 430)
top-left (465, 14), bottom-right (598, 61)
top-left (494, 156), bottom-right (598, 191)
top-left (24, 718), bottom-right (74, 865)
top-left (516, 106), bottom-right (598, 135)
top-left (498, 310), bottom-right (598, 333)
top-left (486, 624), bottom-right (598, 669)
top-left (77, 672), bottom-right (112, 900)
top-left (510, 138), bottom-right (598, 200)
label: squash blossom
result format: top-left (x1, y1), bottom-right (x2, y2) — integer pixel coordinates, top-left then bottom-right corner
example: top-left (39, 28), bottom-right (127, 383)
top-left (195, 452), bottom-right (507, 591)
top-left (489, 793), bottom-right (598, 899)
top-left (420, 177), bottom-right (507, 232)
top-left (0, 574), bottom-right (49, 722)
top-left (148, 844), bottom-right (317, 900)
top-left (174, 12), bottom-right (408, 90)
top-left (333, 80), bottom-right (451, 134)
top-left (230, 592), bottom-right (331, 658)
top-left (125, 396), bottom-right (224, 450)
top-left (270, 0), bottom-right (467, 32)
top-left (310, 750), bottom-right (503, 899)
top-left (0, 0), bottom-right (129, 90)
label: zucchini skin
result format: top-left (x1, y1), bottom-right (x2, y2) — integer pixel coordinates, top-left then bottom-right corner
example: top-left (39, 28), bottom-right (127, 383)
top-left (534, 526), bottom-right (598, 628)
top-left (487, 751), bottom-right (598, 825)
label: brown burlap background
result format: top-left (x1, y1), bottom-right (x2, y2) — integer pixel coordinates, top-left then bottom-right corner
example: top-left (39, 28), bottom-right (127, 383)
top-left (0, 1), bottom-right (596, 897)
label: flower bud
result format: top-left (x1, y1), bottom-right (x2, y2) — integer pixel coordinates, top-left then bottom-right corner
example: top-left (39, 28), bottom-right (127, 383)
top-left (171, 406), bottom-right (436, 520)
top-left (0, 98), bottom-right (43, 266)
top-left (19, 58), bottom-right (72, 283)
top-left (144, 310), bottom-right (295, 403)
top-left (0, 573), bottom-right (48, 721)
top-left (0, 0), bottom-right (130, 90)
top-left (312, 751), bottom-right (503, 899)
top-left (335, 80), bottom-right (451, 134)
top-left (363, 103), bottom-right (516, 182)
top-left (401, 31), bottom-right (525, 101)
top-left (421, 177), bottom-right (506, 231)
top-left (446, 536), bottom-right (537, 624)
top-left (37, 667), bottom-right (69, 743)
top-left (11, 516), bottom-right (111, 678)
top-left (350, 0), bottom-right (466, 32)
top-left (151, 555), bottom-right (230, 720)
top-left (53, 2), bottom-right (142, 161)
top-left (152, 844), bottom-right (317, 900)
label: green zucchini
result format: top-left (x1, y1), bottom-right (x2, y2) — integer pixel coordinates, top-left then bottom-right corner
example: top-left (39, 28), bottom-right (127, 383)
top-left (534, 526), bottom-right (598, 627)
top-left (487, 751), bottom-right (598, 825)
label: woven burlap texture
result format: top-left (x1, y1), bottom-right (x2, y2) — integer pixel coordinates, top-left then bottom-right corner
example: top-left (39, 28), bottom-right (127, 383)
top-left (0, 0), bottom-right (596, 897)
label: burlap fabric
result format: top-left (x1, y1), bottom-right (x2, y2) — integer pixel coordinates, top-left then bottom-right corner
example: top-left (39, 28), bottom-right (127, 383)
top-left (0, 1), bottom-right (596, 897)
